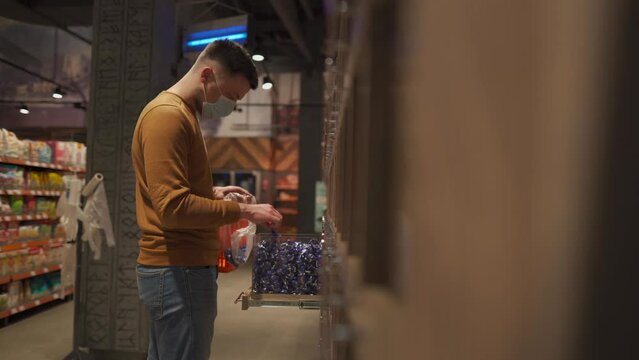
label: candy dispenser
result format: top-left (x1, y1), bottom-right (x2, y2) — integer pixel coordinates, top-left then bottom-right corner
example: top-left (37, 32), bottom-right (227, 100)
top-left (252, 234), bottom-right (322, 295)
top-left (235, 233), bottom-right (324, 310)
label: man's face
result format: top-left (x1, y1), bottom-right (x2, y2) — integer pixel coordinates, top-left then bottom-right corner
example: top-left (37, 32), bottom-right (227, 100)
top-left (202, 67), bottom-right (251, 104)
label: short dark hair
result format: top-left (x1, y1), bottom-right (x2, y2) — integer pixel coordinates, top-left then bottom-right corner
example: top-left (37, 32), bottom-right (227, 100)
top-left (201, 40), bottom-right (258, 90)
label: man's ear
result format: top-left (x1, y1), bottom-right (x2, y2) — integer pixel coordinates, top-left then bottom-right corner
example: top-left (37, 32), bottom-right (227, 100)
top-left (200, 67), bottom-right (213, 83)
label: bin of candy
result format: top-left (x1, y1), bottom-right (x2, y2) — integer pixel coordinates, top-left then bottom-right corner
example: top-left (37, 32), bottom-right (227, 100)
top-left (252, 233), bottom-right (322, 295)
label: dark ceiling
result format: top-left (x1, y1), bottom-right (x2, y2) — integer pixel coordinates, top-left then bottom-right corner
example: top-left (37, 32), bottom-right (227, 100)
top-left (0, 0), bottom-right (325, 72)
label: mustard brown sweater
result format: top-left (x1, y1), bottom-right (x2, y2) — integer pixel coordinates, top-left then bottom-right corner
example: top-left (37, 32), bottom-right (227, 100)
top-left (132, 91), bottom-right (240, 266)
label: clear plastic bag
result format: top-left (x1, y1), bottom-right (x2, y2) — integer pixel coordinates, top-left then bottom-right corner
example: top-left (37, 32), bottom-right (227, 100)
top-left (217, 193), bottom-right (256, 272)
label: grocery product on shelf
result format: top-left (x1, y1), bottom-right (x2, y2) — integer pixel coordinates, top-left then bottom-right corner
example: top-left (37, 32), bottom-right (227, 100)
top-left (252, 234), bottom-right (322, 295)
top-left (0, 195), bottom-right (57, 217)
top-left (0, 245), bottom-right (65, 276)
top-left (49, 140), bottom-right (86, 167)
top-left (29, 272), bottom-right (62, 299)
top-left (7, 280), bottom-right (22, 308)
top-left (9, 195), bottom-right (23, 215)
top-left (0, 164), bottom-right (25, 190)
top-left (277, 191), bottom-right (299, 202)
top-left (0, 291), bottom-right (7, 311)
top-left (0, 221), bottom-right (64, 245)
top-left (0, 129), bottom-right (24, 160)
top-left (0, 128), bottom-right (86, 168)
top-left (276, 173), bottom-right (299, 189)
top-left (26, 140), bottom-right (53, 164)
top-left (0, 222), bottom-right (19, 244)
top-left (25, 170), bottom-right (65, 191)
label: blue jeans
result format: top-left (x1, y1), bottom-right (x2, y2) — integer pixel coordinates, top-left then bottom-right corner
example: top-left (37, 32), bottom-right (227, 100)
top-left (136, 265), bottom-right (218, 360)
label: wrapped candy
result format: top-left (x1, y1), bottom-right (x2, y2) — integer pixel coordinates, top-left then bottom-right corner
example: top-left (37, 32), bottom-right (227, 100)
top-left (252, 234), bottom-right (322, 295)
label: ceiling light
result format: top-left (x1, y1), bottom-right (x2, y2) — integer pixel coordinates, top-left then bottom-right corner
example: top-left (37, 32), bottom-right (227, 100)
top-left (252, 54), bottom-right (265, 62)
top-left (19, 104), bottom-right (29, 115)
top-left (262, 76), bottom-right (273, 90)
top-left (52, 87), bottom-right (65, 99)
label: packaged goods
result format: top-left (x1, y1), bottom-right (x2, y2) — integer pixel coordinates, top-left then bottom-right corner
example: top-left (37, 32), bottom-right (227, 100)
top-left (9, 195), bottom-right (24, 215)
top-left (0, 164), bottom-right (24, 189)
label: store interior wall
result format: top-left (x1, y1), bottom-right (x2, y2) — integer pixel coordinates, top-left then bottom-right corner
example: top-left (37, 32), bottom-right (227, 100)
top-left (327, 0), bottom-right (628, 359)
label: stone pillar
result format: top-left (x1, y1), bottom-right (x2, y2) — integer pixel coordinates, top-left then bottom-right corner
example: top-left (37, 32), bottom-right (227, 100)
top-left (73, 0), bottom-right (177, 358)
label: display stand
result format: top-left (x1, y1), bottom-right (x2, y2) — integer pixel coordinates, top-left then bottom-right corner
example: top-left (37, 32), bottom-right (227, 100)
top-left (235, 288), bottom-right (322, 310)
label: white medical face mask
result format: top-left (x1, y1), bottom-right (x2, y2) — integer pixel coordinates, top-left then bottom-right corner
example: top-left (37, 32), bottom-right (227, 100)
top-left (202, 73), bottom-right (236, 119)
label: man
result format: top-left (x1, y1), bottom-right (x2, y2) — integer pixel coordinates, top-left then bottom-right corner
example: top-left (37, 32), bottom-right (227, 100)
top-left (132, 40), bottom-right (282, 360)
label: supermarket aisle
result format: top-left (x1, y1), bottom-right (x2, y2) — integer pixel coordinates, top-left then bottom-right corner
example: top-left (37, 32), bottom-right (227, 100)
top-left (0, 264), bottom-right (319, 360)
top-left (0, 298), bottom-right (73, 359)
top-left (214, 264), bottom-right (320, 360)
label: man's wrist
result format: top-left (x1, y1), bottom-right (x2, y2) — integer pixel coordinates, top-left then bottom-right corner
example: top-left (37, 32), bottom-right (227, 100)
top-left (238, 203), bottom-right (250, 219)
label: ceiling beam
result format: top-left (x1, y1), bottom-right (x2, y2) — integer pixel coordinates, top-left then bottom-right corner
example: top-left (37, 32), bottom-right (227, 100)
top-left (0, 57), bottom-right (76, 94)
top-left (269, 0), bottom-right (313, 63)
top-left (11, 0), bottom-right (91, 45)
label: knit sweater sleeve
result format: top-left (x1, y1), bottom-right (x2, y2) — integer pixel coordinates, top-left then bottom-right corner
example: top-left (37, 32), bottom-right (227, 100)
top-left (139, 105), bottom-right (241, 230)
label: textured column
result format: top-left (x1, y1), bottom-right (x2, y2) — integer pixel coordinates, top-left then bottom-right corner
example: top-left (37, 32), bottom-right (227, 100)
top-left (75, 0), bottom-right (176, 358)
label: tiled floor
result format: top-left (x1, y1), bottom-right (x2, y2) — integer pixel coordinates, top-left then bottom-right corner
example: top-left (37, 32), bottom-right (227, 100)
top-left (0, 265), bottom-right (320, 360)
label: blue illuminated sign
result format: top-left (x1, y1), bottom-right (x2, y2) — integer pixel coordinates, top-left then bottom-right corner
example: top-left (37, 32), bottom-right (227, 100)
top-left (185, 24), bottom-right (248, 50)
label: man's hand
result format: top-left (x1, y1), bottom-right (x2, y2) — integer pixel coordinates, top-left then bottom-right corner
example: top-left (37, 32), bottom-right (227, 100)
top-left (239, 203), bottom-right (283, 228)
top-left (212, 186), bottom-right (252, 200)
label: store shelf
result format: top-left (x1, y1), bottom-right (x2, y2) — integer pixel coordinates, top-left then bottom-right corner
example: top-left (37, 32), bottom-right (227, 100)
top-left (276, 198), bottom-right (299, 202)
top-left (0, 156), bottom-right (85, 173)
top-left (235, 288), bottom-right (322, 310)
top-left (0, 212), bottom-right (54, 222)
top-left (0, 264), bottom-right (62, 285)
top-left (277, 208), bottom-right (299, 215)
top-left (0, 237), bottom-right (65, 253)
top-left (0, 286), bottom-right (74, 320)
top-left (0, 189), bottom-right (63, 197)
top-left (276, 186), bottom-right (299, 191)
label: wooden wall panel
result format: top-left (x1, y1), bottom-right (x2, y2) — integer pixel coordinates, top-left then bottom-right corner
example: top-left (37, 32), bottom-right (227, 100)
top-left (205, 136), bottom-right (299, 173)
top-left (273, 136), bottom-right (299, 173)
top-left (206, 137), bottom-right (272, 170)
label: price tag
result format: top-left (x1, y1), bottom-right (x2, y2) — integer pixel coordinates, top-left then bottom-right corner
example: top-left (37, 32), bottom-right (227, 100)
top-left (30, 271), bottom-right (36, 276)
top-left (10, 308), bottom-right (17, 314)
top-left (53, 293), bottom-right (59, 299)
top-left (43, 267), bottom-right (49, 273)
top-left (34, 300), bottom-right (41, 306)
top-left (18, 306), bottom-right (25, 312)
